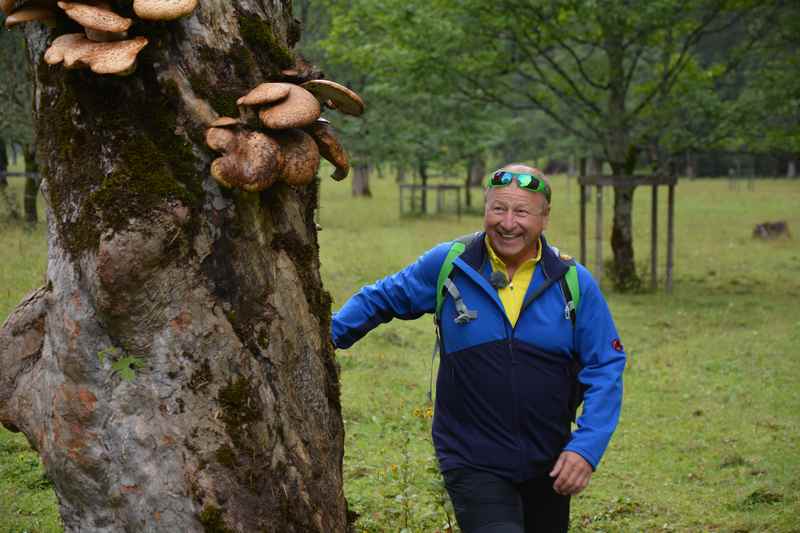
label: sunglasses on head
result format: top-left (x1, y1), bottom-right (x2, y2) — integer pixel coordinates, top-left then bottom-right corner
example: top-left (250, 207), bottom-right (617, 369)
top-left (487, 170), bottom-right (551, 203)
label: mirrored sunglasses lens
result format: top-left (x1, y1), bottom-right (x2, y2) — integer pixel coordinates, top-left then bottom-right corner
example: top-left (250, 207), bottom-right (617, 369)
top-left (492, 171), bottom-right (512, 185)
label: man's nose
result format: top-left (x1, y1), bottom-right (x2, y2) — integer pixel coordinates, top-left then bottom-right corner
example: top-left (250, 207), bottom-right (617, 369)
top-left (499, 211), bottom-right (516, 229)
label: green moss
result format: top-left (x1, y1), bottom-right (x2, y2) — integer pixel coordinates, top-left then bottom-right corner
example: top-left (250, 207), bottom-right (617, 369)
top-left (198, 505), bottom-right (234, 533)
top-left (215, 445), bottom-right (237, 468)
top-left (88, 132), bottom-right (192, 234)
top-left (228, 42), bottom-right (260, 81)
top-left (218, 377), bottom-right (260, 448)
top-left (188, 70), bottom-right (240, 118)
top-left (36, 67), bottom-right (202, 258)
top-left (238, 15), bottom-right (294, 69)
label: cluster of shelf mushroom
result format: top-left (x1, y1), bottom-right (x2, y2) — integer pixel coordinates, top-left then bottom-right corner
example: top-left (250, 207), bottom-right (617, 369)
top-left (206, 80), bottom-right (364, 191)
top-left (3, 0), bottom-right (364, 191)
top-left (2, 0), bottom-right (197, 75)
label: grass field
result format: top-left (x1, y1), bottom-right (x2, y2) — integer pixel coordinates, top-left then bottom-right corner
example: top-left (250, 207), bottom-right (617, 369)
top-left (1, 170), bottom-right (799, 532)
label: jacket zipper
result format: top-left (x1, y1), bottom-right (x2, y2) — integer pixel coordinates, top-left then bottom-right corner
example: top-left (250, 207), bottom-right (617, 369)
top-left (510, 263), bottom-right (550, 475)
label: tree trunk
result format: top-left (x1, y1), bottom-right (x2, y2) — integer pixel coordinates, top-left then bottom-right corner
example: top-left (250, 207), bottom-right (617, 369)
top-left (3, 4), bottom-right (347, 532)
top-left (787, 158), bottom-right (796, 178)
top-left (0, 136), bottom-right (20, 220)
top-left (610, 185), bottom-right (638, 289)
top-left (685, 152), bottom-right (696, 179)
top-left (351, 163), bottom-right (371, 196)
top-left (396, 164), bottom-right (407, 183)
top-left (605, 25), bottom-right (640, 291)
top-left (587, 156), bottom-right (601, 176)
top-left (464, 155), bottom-right (485, 209)
top-left (23, 143), bottom-right (38, 224)
top-left (0, 137), bottom-right (8, 186)
top-left (418, 158), bottom-right (428, 213)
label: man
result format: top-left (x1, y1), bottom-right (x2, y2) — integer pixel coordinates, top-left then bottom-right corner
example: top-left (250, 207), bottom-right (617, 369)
top-left (332, 164), bottom-right (625, 532)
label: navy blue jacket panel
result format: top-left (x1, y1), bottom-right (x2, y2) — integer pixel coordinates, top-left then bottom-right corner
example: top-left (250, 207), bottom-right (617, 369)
top-left (331, 234), bottom-right (625, 481)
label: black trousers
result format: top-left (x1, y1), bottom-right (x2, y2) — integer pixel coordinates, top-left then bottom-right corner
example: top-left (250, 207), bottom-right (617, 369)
top-left (443, 467), bottom-right (570, 533)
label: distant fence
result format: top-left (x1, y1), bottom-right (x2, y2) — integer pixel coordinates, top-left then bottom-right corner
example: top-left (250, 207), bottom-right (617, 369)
top-left (0, 171), bottom-right (40, 180)
top-left (399, 183), bottom-right (462, 219)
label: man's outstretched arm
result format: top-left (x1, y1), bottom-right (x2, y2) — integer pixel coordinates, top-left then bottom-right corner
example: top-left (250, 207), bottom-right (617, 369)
top-left (331, 243), bottom-right (450, 349)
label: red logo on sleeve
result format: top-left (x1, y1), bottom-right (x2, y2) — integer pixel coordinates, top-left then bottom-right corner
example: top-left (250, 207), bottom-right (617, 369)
top-left (611, 339), bottom-right (624, 352)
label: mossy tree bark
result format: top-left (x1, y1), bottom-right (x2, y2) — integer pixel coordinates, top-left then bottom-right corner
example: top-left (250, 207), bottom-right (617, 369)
top-left (0, 2), bottom-right (347, 531)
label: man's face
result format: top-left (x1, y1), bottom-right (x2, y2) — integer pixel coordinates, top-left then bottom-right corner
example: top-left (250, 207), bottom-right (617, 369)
top-left (484, 181), bottom-right (549, 267)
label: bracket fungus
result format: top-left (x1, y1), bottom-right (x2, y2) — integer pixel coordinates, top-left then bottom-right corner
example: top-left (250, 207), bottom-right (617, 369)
top-left (133, 0), bottom-right (197, 21)
top-left (58, 1), bottom-right (132, 41)
top-left (4, 0), bottom-right (198, 75)
top-left (204, 79), bottom-right (364, 191)
top-left (207, 128), bottom-right (284, 193)
top-left (3, 5), bottom-right (56, 27)
top-left (303, 119), bottom-right (349, 181)
top-left (44, 33), bottom-right (149, 75)
top-left (237, 82), bottom-right (321, 130)
top-left (273, 129), bottom-right (321, 186)
top-left (302, 79), bottom-right (365, 117)
top-left (205, 117), bottom-right (321, 191)
top-left (209, 116), bottom-right (241, 129)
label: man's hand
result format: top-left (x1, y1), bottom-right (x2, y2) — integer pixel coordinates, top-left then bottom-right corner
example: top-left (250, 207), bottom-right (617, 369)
top-left (549, 451), bottom-right (592, 496)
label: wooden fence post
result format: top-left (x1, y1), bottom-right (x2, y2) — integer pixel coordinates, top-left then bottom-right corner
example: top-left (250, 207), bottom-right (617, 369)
top-left (666, 183), bottom-right (675, 293)
top-left (651, 185), bottom-right (658, 290)
top-left (595, 184), bottom-right (603, 279)
top-left (579, 158), bottom-right (587, 266)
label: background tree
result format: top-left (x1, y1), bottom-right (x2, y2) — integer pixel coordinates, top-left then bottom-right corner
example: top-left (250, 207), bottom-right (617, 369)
top-left (313, 0), bottom-right (511, 208)
top-left (324, 0), bottom-right (779, 290)
top-left (0, 3), bottom-right (347, 531)
top-left (0, 14), bottom-right (36, 222)
top-left (732, 2), bottom-right (799, 176)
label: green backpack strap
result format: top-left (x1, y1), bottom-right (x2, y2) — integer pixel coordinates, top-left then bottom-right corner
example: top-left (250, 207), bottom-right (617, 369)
top-left (435, 242), bottom-right (466, 319)
top-left (565, 263), bottom-right (580, 320)
top-left (556, 260), bottom-right (580, 326)
top-left (429, 233), bottom-right (479, 403)
top-left (557, 259), bottom-right (584, 421)
top-left (435, 232), bottom-right (481, 319)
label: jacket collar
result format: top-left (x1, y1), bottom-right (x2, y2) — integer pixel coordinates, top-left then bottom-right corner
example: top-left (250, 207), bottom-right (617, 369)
top-left (461, 232), bottom-right (567, 281)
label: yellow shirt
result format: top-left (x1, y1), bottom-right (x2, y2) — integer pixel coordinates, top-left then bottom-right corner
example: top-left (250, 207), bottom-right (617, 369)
top-left (485, 237), bottom-right (542, 327)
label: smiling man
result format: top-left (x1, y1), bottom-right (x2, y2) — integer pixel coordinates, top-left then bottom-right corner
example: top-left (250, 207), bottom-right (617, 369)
top-left (332, 164), bottom-right (625, 532)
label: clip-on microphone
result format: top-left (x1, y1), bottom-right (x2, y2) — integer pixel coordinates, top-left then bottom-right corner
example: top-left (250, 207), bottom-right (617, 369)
top-left (490, 271), bottom-right (509, 289)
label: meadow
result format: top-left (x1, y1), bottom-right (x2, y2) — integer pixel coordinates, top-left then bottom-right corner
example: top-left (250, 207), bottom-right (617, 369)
top-left (1, 169), bottom-right (798, 532)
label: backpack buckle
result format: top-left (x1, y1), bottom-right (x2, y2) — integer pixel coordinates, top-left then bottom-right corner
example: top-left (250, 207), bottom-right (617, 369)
top-left (454, 309), bottom-right (478, 325)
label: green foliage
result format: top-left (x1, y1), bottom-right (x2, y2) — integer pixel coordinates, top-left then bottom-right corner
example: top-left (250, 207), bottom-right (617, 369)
top-left (0, 14), bottom-right (34, 147)
top-left (304, 0), bottom-right (508, 173)
top-left (730, 3), bottom-right (800, 155)
top-left (98, 346), bottom-right (146, 382)
top-left (325, 0), bottom-right (779, 163)
top-left (110, 355), bottom-right (146, 383)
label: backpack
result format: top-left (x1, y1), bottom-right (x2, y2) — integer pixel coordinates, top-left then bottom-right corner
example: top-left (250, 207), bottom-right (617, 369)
top-left (428, 233), bottom-right (586, 422)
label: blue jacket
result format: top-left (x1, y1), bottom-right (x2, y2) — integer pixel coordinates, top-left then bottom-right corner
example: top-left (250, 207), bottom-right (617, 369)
top-left (332, 233), bottom-right (625, 482)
